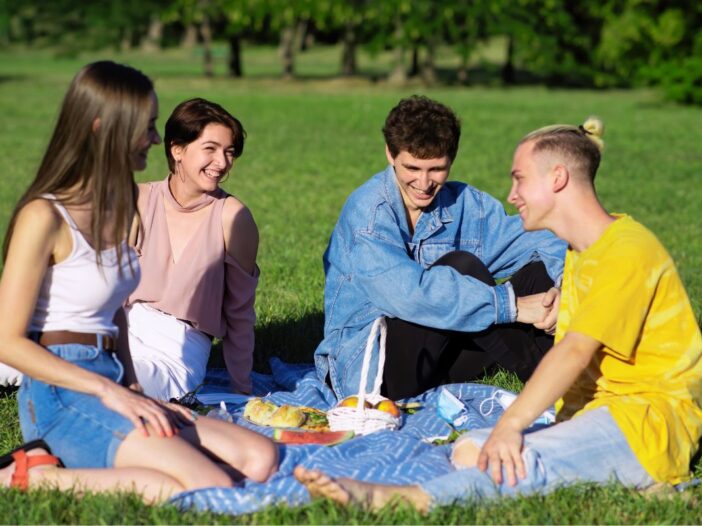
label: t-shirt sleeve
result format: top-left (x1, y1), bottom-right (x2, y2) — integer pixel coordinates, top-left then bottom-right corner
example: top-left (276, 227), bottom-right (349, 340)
top-left (567, 242), bottom-right (659, 361)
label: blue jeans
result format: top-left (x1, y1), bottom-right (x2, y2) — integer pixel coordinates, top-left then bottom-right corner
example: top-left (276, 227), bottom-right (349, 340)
top-left (18, 343), bottom-right (135, 468)
top-left (421, 407), bottom-right (654, 508)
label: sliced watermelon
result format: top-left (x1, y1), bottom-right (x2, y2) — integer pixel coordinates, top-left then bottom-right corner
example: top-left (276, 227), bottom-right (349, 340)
top-left (272, 428), bottom-right (354, 446)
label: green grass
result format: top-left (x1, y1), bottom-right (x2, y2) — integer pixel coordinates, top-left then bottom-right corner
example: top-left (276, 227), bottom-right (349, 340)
top-left (0, 43), bottom-right (701, 523)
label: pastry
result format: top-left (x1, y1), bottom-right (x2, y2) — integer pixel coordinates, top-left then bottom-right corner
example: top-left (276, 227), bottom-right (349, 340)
top-left (243, 398), bottom-right (278, 425)
top-left (268, 404), bottom-right (306, 428)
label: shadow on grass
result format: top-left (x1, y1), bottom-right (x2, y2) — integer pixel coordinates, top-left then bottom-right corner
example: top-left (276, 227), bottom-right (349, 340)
top-left (0, 385), bottom-right (18, 398)
top-left (0, 75), bottom-right (27, 85)
top-left (208, 311), bottom-right (324, 374)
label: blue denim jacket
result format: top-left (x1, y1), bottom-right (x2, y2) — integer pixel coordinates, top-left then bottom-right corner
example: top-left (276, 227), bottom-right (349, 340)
top-left (314, 165), bottom-right (566, 398)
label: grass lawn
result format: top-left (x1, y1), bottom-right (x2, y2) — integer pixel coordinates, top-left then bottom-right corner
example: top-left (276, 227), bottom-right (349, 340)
top-left (0, 43), bottom-right (701, 523)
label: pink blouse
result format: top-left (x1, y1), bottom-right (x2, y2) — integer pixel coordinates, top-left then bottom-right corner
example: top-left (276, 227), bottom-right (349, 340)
top-left (128, 177), bottom-right (258, 393)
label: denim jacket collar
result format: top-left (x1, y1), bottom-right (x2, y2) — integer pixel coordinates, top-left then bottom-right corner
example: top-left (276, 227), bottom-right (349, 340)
top-left (381, 165), bottom-right (454, 242)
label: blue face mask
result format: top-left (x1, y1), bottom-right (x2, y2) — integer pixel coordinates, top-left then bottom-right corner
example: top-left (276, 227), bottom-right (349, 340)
top-left (479, 389), bottom-right (556, 426)
top-left (437, 388), bottom-right (469, 427)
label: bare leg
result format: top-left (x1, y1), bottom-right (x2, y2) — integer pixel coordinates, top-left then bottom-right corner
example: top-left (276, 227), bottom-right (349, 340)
top-left (177, 416), bottom-right (278, 482)
top-left (0, 447), bottom-right (183, 504)
top-left (293, 466), bottom-right (431, 513)
top-left (114, 425), bottom-right (234, 490)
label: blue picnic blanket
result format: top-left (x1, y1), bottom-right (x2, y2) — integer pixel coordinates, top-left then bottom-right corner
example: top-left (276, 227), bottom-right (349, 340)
top-left (169, 358), bottom-right (521, 515)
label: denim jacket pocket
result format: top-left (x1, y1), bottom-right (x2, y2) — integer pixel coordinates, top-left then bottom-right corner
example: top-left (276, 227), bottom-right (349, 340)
top-left (418, 242), bottom-right (457, 268)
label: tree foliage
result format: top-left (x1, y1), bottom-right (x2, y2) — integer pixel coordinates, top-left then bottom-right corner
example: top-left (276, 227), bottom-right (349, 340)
top-left (2, 0), bottom-right (701, 104)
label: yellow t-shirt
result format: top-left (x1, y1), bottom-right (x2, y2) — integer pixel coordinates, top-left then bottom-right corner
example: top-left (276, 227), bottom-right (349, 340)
top-left (555, 214), bottom-right (702, 484)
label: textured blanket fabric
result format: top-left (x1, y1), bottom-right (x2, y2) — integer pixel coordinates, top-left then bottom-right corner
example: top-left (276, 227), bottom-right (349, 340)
top-left (170, 358), bottom-right (512, 515)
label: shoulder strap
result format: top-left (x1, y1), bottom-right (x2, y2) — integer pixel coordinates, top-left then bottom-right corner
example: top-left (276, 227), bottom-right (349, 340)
top-left (40, 194), bottom-right (79, 230)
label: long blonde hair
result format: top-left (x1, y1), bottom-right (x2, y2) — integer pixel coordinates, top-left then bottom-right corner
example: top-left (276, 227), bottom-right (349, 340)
top-left (3, 61), bottom-right (154, 268)
top-left (520, 117), bottom-right (605, 181)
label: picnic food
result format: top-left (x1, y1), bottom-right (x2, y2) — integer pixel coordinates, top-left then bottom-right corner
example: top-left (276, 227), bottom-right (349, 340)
top-left (243, 398), bottom-right (278, 425)
top-left (374, 399), bottom-right (401, 418)
top-left (272, 429), bottom-right (354, 446)
top-left (268, 405), bottom-right (306, 428)
top-left (338, 395), bottom-right (373, 409)
top-left (242, 398), bottom-right (330, 431)
top-left (300, 407), bottom-right (329, 432)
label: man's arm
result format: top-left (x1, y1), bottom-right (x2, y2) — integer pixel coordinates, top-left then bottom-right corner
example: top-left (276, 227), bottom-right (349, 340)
top-left (476, 331), bottom-right (601, 485)
top-left (352, 228), bottom-right (515, 331)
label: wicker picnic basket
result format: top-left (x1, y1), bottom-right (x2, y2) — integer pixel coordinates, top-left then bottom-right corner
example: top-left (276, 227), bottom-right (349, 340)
top-left (327, 317), bottom-right (401, 435)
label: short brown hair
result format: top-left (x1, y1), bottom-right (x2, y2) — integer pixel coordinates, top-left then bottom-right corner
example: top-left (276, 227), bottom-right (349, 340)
top-left (383, 95), bottom-right (461, 162)
top-left (164, 98), bottom-right (245, 172)
top-left (520, 117), bottom-right (604, 181)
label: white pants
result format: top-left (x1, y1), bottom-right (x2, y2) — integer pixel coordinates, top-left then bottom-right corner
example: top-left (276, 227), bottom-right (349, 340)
top-left (0, 362), bottom-right (22, 387)
top-left (126, 303), bottom-right (211, 401)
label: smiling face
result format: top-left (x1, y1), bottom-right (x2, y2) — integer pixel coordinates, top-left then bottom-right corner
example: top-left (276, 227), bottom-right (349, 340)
top-left (131, 91), bottom-right (161, 171)
top-left (507, 140), bottom-right (556, 231)
top-left (171, 123), bottom-right (236, 193)
top-left (387, 147), bottom-right (451, 220)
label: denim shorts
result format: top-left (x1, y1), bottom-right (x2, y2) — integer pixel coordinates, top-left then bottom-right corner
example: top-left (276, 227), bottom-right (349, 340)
top-left (18, 343), bottom-right (135, 468)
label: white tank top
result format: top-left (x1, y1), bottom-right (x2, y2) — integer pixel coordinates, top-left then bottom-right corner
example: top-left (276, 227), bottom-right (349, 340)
top-left (28, 197), bottom-right (141, 338)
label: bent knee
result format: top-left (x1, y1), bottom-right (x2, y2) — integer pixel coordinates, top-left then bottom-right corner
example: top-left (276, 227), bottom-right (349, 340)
top-left (451, 437), bottom-right (482, 469)
top-left (432, 251), bottom-right (493, 284)
top-left (243, 440), bottom-right (279, 483)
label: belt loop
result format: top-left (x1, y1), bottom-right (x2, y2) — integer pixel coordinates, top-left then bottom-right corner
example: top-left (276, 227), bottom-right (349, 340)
top-left (96, 334), bottom-right (105, 352)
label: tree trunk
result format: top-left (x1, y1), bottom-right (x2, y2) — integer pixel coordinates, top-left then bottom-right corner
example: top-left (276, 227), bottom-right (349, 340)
top-left (200, 18), bottom-right (214, 77)
top-left (279, 24), bottom-right (296, 79)
top-left (120, 27), bottom-right (132, 52)
top-left (420, 40), bottom-right (437, 85)
top-left (228, 34), bottom-right (243, 77)
top-left (502, 34), bottom-right (515, 85)
top-left (409, 46), bottom-right (420, 77)
top-left (388, 16), bottom-right (407, 84)
top-left (457, 51), bottom-right (470, 84)
top-left (181, 24), bottom-right (198, 49)
top-left (340, 21), bottom-right (357, 76)
top-left (141, 15), bottom-right (163, 52)
top-left (294, 18), bottom-right (308, 52)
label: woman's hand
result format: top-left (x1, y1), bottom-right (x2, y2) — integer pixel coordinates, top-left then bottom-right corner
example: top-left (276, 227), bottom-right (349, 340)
top-left (98, 382), bottom-right (195, 438)
top-left (477, 419), bottom-right (525, 487)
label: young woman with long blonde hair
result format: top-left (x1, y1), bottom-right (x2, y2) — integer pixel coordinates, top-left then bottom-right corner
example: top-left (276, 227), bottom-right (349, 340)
top-left (0, 61), bottom-right (276, 503)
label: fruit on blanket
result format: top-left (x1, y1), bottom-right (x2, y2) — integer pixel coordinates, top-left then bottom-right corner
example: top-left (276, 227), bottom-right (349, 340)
top-left (272, 428), bottom-right (355, 446)
top-left (375, 399), bottom-right (401, 418)
top-left (338, 395), bottom-right (372, 409)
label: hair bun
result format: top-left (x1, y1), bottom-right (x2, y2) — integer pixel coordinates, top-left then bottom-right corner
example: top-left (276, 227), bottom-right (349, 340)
top-left (581, 116), bottom-right (604, 152)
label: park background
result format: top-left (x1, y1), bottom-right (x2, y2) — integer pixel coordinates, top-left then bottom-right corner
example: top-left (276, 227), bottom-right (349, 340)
top-left (0, 1), bottom-right (701, 523)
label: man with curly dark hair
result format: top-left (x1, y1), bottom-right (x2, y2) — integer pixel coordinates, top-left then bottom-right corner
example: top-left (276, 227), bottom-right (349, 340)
top-left (314, 96), bottom-right (566, 400)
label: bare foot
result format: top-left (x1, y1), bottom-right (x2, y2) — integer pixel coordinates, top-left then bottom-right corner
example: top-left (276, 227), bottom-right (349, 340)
top-left (293, 466), bottom-right (430, 512)
top-left (0, 447), bottom-right (58, 488)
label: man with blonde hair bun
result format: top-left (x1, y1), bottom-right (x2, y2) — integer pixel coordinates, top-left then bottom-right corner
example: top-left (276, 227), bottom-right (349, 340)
top-left (295, 117), bottom-right (702, 511)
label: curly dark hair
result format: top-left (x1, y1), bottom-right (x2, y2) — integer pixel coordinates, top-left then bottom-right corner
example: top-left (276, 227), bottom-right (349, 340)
top-left (382, 95), bottom-right (461, 162)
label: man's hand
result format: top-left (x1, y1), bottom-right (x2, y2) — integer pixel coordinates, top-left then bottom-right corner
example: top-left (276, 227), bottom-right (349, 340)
top-left (477, 418), bottom-right (526, 486)
top-left (516, 293), bottom-right (548, 324)
top-left (533, 287), bottom-right (560, 335)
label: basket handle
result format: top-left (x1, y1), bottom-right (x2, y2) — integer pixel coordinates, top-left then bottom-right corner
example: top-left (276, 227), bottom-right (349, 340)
top-left (356, 317), bottom-right (387, 411)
